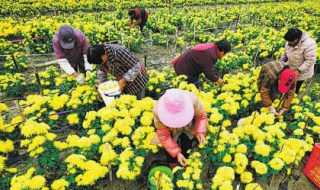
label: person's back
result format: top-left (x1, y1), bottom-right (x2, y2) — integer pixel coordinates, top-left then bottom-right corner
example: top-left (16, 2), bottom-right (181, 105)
top-left (257, 61), bottom-right (287, 91)
top-left (52, 28), bottom-right (88, 67)
top-left (174, 43), bottom-right (218, 83)
top-left (173, 40), bottom-right (231, 88)
top-left (133, 8), bottom-right (146, 20)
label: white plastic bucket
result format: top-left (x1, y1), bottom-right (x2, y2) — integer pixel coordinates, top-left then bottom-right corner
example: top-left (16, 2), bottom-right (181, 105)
top-left (98, 81), bottom-right (121, 106)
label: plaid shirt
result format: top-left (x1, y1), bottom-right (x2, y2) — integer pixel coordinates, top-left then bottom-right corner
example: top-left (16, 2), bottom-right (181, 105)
top-left (97, 44), bottom-right (149, 95)
top-left (257, 61), bottom-right (295, 108)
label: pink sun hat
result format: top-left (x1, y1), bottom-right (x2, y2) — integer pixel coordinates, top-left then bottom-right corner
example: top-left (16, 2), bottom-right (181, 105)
top-left (157, 89), bottom-right (194, 128)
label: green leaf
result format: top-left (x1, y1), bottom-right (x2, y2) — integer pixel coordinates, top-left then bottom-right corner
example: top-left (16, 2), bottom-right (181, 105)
top-left (48, 160), bottom-right (55, 168)
top-left (40, 156), bottom-right (47, 166)
top-left (38, 168), bottom-right (45, 175)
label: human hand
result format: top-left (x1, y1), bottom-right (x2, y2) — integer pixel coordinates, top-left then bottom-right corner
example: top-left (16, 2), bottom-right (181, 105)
top-left (277, 108), bottom-right (287, 118)
top-left (118, 78), bottom-right (127, 91)
top-left (76, 75), bottom-right (85, 84)
top-left (177, 153), bottom-right (187, 166)
top-left (195, 133), bottom-right (206, 144)
top-left (215, 78), bottom-right (224, 86)
top-left (269, 106), bottom-right (277, 116)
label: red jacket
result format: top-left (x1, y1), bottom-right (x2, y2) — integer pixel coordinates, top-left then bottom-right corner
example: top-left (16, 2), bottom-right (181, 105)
top-left (173, 43), bottom-right (220, 83)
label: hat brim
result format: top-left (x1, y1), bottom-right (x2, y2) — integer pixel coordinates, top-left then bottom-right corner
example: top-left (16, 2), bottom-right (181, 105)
top-left (157, 94), bottom-right (194, 128)
top-left (60, 39), bottom-right (75, 49)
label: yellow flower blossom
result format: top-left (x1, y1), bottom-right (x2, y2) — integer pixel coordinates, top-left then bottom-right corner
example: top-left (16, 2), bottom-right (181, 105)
top-left (0, 139), bottom-right (14, 153)
top-left (51, 178), bottom-right (69, 190)
top-left (240, 171), bottom-right (253, 183)
top-left (223, 154), bottom-right (232, 163)
top-left (0, 103), bottom-right (9, 111)
top-left (245, 183), bottom-right (263, 190)
top-left (67, 113), bottom-right (79, 125)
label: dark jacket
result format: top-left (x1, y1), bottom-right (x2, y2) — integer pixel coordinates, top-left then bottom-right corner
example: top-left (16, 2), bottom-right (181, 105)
top-left (173, 43), bottom-right (220, 83)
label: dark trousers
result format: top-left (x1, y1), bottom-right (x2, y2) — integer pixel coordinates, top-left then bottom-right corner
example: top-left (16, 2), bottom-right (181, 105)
top-left (193, 78), bottom-right (201, 89)
top-left (139, 13), bottom-right (149, 32)
top-left (186, 77), bottom-right (201, 89)
top-left (295, 80), bottom-right (304, 94)
top-left (166, 133), bottom-right (194, 164)
top-left (72, 61), bottom-right (86, 75)
top-left (136, 87), bottom-right (146, 100)
top-left (139, 22), bottom-right (147, 32)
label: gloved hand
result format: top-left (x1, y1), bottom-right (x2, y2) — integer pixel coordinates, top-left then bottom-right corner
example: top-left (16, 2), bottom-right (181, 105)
top-left (85, 64), bottom-right (93, 71)
top-left (76, 75), bottom-right (85, 84)
top-left (269, 106), bottom-right (277, 116)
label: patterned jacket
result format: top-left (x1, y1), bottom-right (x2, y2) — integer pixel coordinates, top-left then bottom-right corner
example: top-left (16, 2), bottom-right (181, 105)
top-left (280, 32), bottom-right (317, 81)
top-left (257, 61), bottom-right (295, 109)
top-left (97, 44), bottom-right (149, 95)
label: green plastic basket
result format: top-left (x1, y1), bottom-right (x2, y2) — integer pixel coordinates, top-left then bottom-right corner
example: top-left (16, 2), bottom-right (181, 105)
top-left (148, 166), bottom-right (173, 190)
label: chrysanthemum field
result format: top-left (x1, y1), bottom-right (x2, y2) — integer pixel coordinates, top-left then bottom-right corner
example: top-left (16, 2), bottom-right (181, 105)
top-left (0, 0), bottom-right (320, 189)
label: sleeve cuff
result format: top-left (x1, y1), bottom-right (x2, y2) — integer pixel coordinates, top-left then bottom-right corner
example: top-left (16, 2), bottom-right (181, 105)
top-left (58, 58), bottom-right (76, 75)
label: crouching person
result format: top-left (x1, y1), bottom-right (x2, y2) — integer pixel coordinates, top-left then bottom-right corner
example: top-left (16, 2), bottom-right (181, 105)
top-left (257, 61), bottom-right (297, 117)
top-left (152, 89), bottom-right (207, 169)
